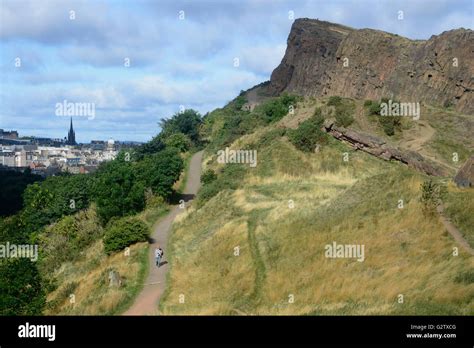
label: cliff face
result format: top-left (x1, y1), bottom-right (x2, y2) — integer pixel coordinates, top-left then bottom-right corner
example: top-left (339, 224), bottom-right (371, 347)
top-left (268, 19), bottom-right (474, 114)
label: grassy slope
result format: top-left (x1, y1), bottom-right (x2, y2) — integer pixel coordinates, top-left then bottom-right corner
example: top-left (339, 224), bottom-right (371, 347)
top-left (45, 203), bottom-right (169, 315)
top-left (159, 99), bottom-right (474, 315)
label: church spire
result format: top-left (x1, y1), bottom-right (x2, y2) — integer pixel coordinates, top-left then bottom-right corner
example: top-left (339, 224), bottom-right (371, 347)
top-left (67, 117), bottom-right (76, 145)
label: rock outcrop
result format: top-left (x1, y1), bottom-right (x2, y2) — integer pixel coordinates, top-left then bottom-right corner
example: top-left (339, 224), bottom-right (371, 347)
top-left (269, 19), bottom-right (474, 114)
top-left (454, 156), bottom-right (474, 187)
top-left (322, 118), bottom-right (448, 176)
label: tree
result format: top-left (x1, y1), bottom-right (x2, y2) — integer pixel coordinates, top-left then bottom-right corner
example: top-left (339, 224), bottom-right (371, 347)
top-left (135, 134), bottom-right (165, 158)
top-left (159, 109), bottom-right (202, 144)
top-left (134, 147), bottom-right (184, 199)
top-left (164, 132), bottom-right (192, 152)
top-left (21, 174), bottom-right (93, 235)
top-left (93, 159), bottom-right (145, 224)
top-left (0, 170), bottom-right (42, 217)
top-left (0, 258), bottom-right (46, 315)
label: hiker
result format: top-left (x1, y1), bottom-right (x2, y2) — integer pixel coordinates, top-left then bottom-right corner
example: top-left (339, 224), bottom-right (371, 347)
top-left (155, 246), bottom-right (163, 267)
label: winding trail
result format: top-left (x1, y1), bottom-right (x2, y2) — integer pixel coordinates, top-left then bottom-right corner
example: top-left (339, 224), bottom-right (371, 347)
top-left (123, 151), bottom-right (203, 315)
top-left (437, 204), bottom-right (474, 256)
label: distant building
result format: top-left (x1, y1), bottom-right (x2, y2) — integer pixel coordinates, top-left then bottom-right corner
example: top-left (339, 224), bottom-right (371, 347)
top-left (0, 129), bottom-right (19, 139)
top-left (66, 118), bottom-right (77, 145)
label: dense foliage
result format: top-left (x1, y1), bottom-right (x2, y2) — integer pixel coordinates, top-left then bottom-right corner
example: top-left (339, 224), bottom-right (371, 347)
top-left (202, 94), bottom-right (300, 152)
top-left (288, 110), bottom-right (329, 152)
top-left (365, 98), bottom-right (402, 136)
top-left (103, 216), bottom-right (149, 254)
top-left (0, 108), bottom-right (198, 315)
top-left (0, 170), bottom-right (42, 217)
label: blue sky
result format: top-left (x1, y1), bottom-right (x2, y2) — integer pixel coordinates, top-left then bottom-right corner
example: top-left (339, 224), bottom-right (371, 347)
top-left (0, 0), bottom-right (472, 142)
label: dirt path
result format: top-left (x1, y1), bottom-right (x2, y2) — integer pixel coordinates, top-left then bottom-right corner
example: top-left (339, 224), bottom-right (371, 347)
top-left (399, 120), bottom-right (457, 172)
top-left (402, 120), bottom-right (435, 152)
top-left (437, 204), bottom-right (474, 256)
top-left (123, 151), bottom-right (203, 315)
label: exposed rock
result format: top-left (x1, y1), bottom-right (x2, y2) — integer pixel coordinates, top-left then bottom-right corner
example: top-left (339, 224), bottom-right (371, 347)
top-left (108, 269), bottom-right (122, 287)
top-left (321, 123), bottom-right (448, 176)
top-left (269, 18), bottom-right (474, 114)
top-left (454, 156), bottom-right (474, 187)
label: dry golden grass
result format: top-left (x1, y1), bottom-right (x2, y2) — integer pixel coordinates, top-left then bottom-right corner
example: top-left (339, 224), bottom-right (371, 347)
top-left (160, 105), bottom-right (473, 315)
top-left (45, 241), bottom-right (148, 315)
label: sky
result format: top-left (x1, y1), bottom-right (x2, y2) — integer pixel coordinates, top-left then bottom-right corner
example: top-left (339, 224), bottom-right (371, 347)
top-left (0, 0), bottom-right (472, 143)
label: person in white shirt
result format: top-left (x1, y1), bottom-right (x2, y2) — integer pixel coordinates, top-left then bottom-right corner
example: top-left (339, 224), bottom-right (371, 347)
top-left (155, 246), bottom-right (163, 267)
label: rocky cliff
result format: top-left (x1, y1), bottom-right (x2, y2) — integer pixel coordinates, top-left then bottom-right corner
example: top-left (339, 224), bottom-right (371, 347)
top-left (268, 19), bottom-right (474, 114)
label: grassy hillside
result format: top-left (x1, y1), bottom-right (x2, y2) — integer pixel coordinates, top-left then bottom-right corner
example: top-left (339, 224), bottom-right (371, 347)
top-left (159, 95), bottom-right (474, 315)
top-left (43, 202), bottom-right (168, 315)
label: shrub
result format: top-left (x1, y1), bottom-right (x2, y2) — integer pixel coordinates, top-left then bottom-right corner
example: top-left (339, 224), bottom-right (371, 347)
top-left (367, 101), bottom-right (381, 115)
top-left (37, 207), bottom-right (104, 273)
top-left (420, 180), bottom-right (446, 216)
top-left (327, 96), bottom-right (342, 107)
top-left (257, 94), bottom-right (300, 124)
top-left (288, 115), bottom-right (328, 152)
top-left (164, 132), bottom-right (191, 152)
top-left (380, 118), bottom-right (395, 136)
top-left (366, 98), bottom-right (402, 136)
top-left (197, 164), bottom-right (246, 206)
top-left (201, 169), bottom-right (217, 185)
top-left (103, 216), bottom-right (149, 254)
top-left (363, 100), bottom-right (373, 107)
top-left (335, 108), bottom-right (354, 128)
top-left (234, 95), bottom-right (248, 110)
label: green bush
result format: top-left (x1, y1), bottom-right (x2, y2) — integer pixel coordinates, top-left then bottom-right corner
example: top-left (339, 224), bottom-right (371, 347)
top-left (380, 118), bottom-right (395, 136)
top-left (36, 207), bottom-right (104, 273)
top-left (234, 94), bottom-right (247, 110)
top-left (335, 108), bottom-right (354, 128)
top-left (197, 164), bottom-right (246, 206)
top-left (327, 96), bottom-right (342, 107)
top-left (257, 94), bottom-right (300, 124)
top-left (288, 115), bottom-right (328, 152)
top-left (365, 98), bottom-right (402, 136)
top-left (164, 132), bottom-right (192, 152)
top-left (420, 180), bottom-right (446, 216)
top-left (201, 169), bottom-right (217, 185)
top-left (103, 216), bottom-right (149, 254)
